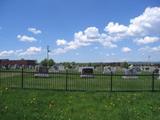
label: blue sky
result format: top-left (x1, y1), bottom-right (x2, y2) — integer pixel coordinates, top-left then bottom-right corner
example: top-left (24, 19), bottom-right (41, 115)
top-left (0, 0), bottom-right (160, 62)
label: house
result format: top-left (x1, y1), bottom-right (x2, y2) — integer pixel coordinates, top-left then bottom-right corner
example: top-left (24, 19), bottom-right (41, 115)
top-left (0, 59), bottom-right (36, 69)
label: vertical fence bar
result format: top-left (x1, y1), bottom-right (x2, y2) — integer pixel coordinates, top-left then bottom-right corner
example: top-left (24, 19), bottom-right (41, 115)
top-left (110, 72), bottom-right (113, 92)
top-left (152, 72), bottom-right (155, 92)
top-left (66, 70), bottom-right (68, 91)
top-left (21, 68), bottom-right (24, 89)
top-left (0, 69), bottom-right (1, 87)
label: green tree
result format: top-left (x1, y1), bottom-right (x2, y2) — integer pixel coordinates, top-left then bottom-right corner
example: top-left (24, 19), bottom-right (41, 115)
top-left (48, 59), bottom-right (55, 66)
top-left (40, 59), bottom-right (55, 67)
top-left (62, 62), bottom-right (72, 69)
top-left (121, 62), bottom-right (129, 69)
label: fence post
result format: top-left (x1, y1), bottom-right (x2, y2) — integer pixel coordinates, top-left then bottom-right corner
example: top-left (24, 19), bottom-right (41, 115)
top-left (152, 72), bottom-right (155, 92)
top-left (66, 70), bottom-right (68, 91)
top-left (22, 68), bottom-right (24, 89)
top-left (110, 72), bottom-right (113, 92)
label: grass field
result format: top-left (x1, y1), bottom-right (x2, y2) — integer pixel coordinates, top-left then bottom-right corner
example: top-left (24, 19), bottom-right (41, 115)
top-left (0, 71), bottom-right (160, 91)
top-left (0, 87), bottom-right (160, 120)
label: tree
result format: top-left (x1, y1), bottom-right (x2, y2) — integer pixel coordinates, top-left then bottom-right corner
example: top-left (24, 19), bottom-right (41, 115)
top-left (62, 62), bottom-right (72, 69)
top-left (48, 59), bottom-right (55, 66)
top-left (121, 62), bottom-right (129, 69)
top-left (40, 59), bottom-right (55, 67)
top-left (88, 63), bottom-right (92, 66)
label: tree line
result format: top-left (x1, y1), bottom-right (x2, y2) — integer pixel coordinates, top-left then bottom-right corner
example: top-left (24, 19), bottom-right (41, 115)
top-left (40, 58), bottom-right (130, 69)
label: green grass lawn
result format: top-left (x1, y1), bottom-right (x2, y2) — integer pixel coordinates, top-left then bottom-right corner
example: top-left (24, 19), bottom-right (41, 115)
top-left (0, 87), bottom-right (160, 120)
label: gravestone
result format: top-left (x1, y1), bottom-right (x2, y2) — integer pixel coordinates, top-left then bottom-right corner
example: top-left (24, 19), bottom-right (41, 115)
top-left (49, 64), bottom-right (65, 73)
top-left (134, 66), bottom-right (141, 74)
top-left (80, 67), bottom-right (94, 78)
top-left (49, 65), bottom-right (58, 73)
top-left (154, 68), bottom-right (160, 80)
top-left (153, 68), bottom-right (159, 74)
top-left (58, 65), bottom-right (65, 71)
top-left (103, 67), bottom-right (111, 74)
top-left (158, 70), bottom-right (160, 80)
top-left (122, 68), bottom-right (138, 79)
top-left (103, 67), bottom-right (116, 74)
top-left (34, 66), bottom-right (49, 77)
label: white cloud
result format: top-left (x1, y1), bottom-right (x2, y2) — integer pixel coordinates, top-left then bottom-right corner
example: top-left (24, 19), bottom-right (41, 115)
top-left (53, 41), bottom-right (90, 55)
top-left (56, 39), bottom-right (67, 46)
top-left (104, 7), bottom-right (160, 38)
top-left (0, 49), bottom-right (24, 57)
top-left (101, 41), bottom-right (117, 48)
top-left (17, 35), bottom-right (37, 42)
top-left (53, 28), bottom-right (117, 55)
top-left (0, 50), bottom-right (14, 57)
top-left (53, 7), bottom-right (160, 55)
top-left (19, 47), bottom-right (41, 56)
top-left (75, 53), bottom-right (79, 56)
top-left (104, 22), bottom-right (128, 34)
top-left (15, 49), bottom-right (23, 53)
top-left (94, 46), bottom-right (98, 50)
top-left (28, 27), bottom-right (42, 34)
top-left (134, 36), bottom-right (159, 45)
top-left (52, 48), bottom-right (67, 55)
top-left (139, 46), bottom-right (160, 52)
top-left (84, 27), bottom-right (100, 39)
top-left (128, 7), bottom-right (160, 36)
top-left (0, 47), bottom-right (41, 57)
top-left (122, 47), bottom-right (132, 53)
top-left (74, 31), bottom-right (89, 43)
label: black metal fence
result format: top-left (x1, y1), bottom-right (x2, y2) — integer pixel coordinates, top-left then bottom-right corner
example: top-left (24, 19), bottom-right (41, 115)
top-left (0, 69), bottom-right (160, 92)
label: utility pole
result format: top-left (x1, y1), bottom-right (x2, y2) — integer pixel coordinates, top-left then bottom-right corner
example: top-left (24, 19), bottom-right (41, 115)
top-left (47, 45), bottom-right (50, 68)
top-left (47, 45), bottom-right (50, 60)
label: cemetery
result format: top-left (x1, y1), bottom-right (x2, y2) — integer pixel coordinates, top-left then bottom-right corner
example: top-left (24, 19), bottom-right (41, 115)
top-left (0, 59), bottom-right (160, 92)
top-left (1, 50), bottom-right (160, 120)
top-left (1, 62), bottom-right (160, 120)
top-left (1, 2), bottom-right (160, 120)
top-left (1, 65), bottom-right (160, 92)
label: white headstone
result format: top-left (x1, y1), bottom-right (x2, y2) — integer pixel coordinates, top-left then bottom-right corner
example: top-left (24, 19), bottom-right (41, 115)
top-left (103, 66), bottom-right (116, 74)
top-left (34, 66), bottom-right (49, 77)
top-left (122, 68), bottom-right (138, 79)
